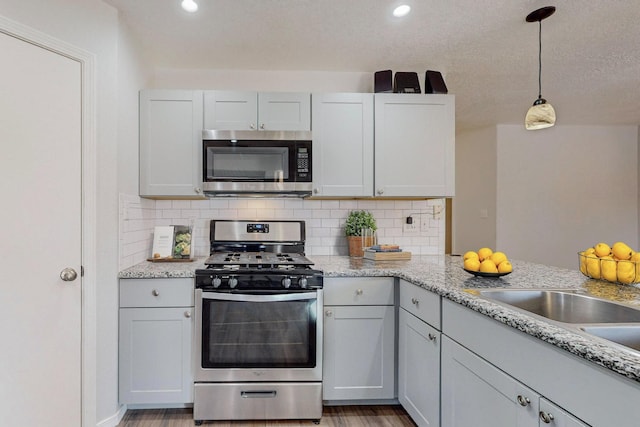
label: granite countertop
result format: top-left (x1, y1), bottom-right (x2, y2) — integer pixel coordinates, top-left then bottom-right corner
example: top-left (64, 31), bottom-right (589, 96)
top-left (119, 254), bottom-right (640, 383)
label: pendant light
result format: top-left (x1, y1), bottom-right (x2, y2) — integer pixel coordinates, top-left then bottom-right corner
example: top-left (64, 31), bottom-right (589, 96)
top-left (524, 6), bottom-right (556, 130)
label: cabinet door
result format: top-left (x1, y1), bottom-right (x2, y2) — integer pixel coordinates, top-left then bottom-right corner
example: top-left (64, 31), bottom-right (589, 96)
top-left (203, 90), bottom-right (257, 130)
top-left (398, 309), bottom-right (440, 427)
top-left (119, 307), bottom-right (193, 404)
top-left (323, 305), bottom-right (395, 401)
top-left (139, 90), bottom-right (204, 198)
top-left (311, 93), bottom-right (373, 197)
top-left (441, 336), bottom-right (539, 427)
top-left (374, 94), bottom-right (454, 197)
top-left (258, 92), bottom-right (311, 131)
top-left (539, 398), bottom-right (591, 427)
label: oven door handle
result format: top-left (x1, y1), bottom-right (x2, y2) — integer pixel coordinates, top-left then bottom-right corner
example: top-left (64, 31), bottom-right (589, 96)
top-left (200, 291), bottom-right (317, 302)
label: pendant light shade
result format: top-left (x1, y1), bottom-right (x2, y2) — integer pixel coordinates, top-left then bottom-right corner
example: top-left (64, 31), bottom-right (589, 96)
top-left (524, 6), bottom-right (556, 130)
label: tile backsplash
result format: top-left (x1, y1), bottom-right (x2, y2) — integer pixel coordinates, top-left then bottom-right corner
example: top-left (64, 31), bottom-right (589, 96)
top-left (119, 194), bottom-right (445, 269)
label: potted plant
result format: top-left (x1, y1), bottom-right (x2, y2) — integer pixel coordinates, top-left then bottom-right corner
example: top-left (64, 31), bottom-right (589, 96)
top-left (345, 210), bottom-right (377, 257)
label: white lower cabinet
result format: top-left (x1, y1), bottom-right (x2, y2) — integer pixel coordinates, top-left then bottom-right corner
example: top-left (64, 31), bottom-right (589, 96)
top-left (398, 309), bottom-right (440, 427)
top-left (322, 277), bottom-right (395, 401)
top-left (442, 336), bottom-right (589, 427)
top-left (119, 278), bottom-right (194, 405)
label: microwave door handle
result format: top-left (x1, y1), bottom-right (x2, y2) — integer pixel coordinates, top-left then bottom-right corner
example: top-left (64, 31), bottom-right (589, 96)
top-left (201, 291), bottom-right (316, 303)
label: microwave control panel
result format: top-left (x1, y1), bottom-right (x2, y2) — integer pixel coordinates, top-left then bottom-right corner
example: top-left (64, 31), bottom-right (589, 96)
top-left (296, 147), bottom-right (310, 179)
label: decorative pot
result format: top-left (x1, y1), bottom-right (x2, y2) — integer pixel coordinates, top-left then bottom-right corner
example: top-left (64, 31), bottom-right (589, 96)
top-left (347, 235), bottom-right (375, 257)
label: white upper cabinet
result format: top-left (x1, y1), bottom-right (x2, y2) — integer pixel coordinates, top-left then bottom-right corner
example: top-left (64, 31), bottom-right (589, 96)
top-left (311, 93), bottom-right (374, 197)
top-left (139, 90), bottom-right (204, 198)
top-left (204, 91), bottom-right (311, 131)
top-left (374, 94), bottom-right (455, 197)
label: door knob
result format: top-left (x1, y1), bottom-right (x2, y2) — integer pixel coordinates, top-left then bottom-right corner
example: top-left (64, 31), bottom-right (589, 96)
top-left (60, 268), bottom-right (78, 282)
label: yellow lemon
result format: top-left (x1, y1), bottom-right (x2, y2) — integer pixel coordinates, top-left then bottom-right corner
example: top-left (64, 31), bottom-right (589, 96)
top-left (612, 242), bottom-right (633, 260)
top-left (477, 247), bottom-right (493, 262)
top-left (490, 251), bottom-right (508, 266)
top-left (479, 259), bottom-right (498, 273)
top-left (594, 242), bottom-right (611, 258)
top-left (600, 256), bottom-right (617, 283)
top-left (464, 258), bottom-right (481, 271)
top-left (617, 260), bottom-right (636, 284)
top-left (586, 257), bottom-right (601, 279)
top-left (463, 251), bottom-right (479, 261)
top-left (584, 247), bottom-right (596, 256)
top-left (497, 260), bottom-right (513, 273)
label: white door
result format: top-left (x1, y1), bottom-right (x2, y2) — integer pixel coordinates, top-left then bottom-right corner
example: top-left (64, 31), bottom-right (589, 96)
top-left (0, 32), bottom-right (82, 426)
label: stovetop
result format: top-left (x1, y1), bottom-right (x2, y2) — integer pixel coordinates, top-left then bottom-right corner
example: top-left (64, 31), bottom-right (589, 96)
top-left (204, 251), bottom-right (314, 269)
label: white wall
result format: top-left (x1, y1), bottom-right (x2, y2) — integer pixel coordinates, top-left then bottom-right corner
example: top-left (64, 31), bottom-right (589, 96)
top-left (496, 125), bottom-right (639, 269)
top-left (151, 67), bottom-right (372, 92)
top-left (453, 126), bottom-right (497, 254)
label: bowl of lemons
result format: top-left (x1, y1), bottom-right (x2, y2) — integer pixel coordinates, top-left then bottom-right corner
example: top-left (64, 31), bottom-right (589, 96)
top-left (579, 241), bottom-right (640, 285)
top-left (463, 247), bottom-right (512, 277)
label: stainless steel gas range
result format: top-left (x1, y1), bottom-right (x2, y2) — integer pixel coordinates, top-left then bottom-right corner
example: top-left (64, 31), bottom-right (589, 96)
top-left (193, 220), bottom-right (323, 424)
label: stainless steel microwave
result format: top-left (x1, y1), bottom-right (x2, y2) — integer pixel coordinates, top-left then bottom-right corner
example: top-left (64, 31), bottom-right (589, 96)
top-left (202, 130), bottom-right (312, 197)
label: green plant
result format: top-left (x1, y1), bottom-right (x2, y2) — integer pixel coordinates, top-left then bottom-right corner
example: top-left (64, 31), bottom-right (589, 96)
top-left (344, 210), bottom-right (377, 236)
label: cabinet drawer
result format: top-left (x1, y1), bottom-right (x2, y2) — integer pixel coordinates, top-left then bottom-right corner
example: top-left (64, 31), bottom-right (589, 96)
top-left (399, 279), bottom-right (440, 329)
top-left (120, 278), bottom-right (194, 308)
top-left (323, 277), bottom-right (394, 306)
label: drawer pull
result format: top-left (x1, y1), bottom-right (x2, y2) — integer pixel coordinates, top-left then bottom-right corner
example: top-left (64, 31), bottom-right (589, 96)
top-left (325, 310), bottom-right (332, 317)
top-left (241, 390), bottom-right (277, 398)
top-left (539, 411), bottom-right (554, 424)
top-left (152, 289), bottom-right (160, 297)
top-left (517, 395), bottom-right (531, 407)
top-left (356, 289), bottom-right (364, 295)
top-left (428, 333), bottom-right (437, 342)
top-left (411, 297), bottom-right (419, 306)
top-left (184, 311), bottom-right (192, 318)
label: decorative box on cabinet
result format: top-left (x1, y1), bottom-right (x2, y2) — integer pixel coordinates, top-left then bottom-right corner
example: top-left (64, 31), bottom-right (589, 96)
top-left (139, 90), bottom-right (204, 198)
top-left (322, 277), bottom-right (395, 401)
top-left (374, 94), bottom-right (455, 197)
top-left (119, 278), bottom-right (194, 405)
top-left (311, 93), bottom-right (373, 197)
top-left (398, 280), bottom-right (441, 427)
top-left (203, 90), bottom-right (310, 131)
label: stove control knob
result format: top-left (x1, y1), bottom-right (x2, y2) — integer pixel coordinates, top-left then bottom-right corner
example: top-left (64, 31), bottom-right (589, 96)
top-left (211, 276), bottom-right (222, 288)
top-left (299, 277), bottom-right (308, 288)
top-left (228, 277), bottom-right (238, 288)
top-left (282, 277), bottom-right (292, 289)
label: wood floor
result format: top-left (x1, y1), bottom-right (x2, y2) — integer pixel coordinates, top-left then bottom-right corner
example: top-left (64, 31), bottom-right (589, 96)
top-left (117, 406), bottom-right (417, 427)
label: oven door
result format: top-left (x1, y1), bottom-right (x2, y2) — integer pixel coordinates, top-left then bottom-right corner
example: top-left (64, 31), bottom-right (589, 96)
top-left (194, 289), bottom-right (323, 382)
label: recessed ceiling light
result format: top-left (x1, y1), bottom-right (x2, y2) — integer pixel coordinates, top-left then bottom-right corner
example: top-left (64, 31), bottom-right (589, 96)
top-left (181, 0), bottom-right (198, 13)
top-left (393, 5), bottom-right (411, 17)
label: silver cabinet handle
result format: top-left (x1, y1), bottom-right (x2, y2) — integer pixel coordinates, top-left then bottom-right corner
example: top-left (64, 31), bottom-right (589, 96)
top-left (260, 123), bottom-right (265, 130)
top-left (194, 187), bottom-right (202, 194)
top-left (539, 411), bottom-right (554, 424)
top-left (325, 310), bottom-right (332, 317)
top-left (250, 123), bottom-right (256, 129)
top-left (152, 289), bottom-right (160, 297)
top-left (377, 189), bottom-right (384, 195)
top-left (428, 333), bottom-right (437, 342)
top-left (313, 188), bottom-right (319, 194)
top-left (60, 268), bottom-right (78, 282)
top-left (411, 297), bottom-right (419, 305)
top-left (517, 395), bottom-right (531, 407)
top-left (184, 311), bottom-right (192, 318)
top-left (356, 289), bottom-right (364, 295)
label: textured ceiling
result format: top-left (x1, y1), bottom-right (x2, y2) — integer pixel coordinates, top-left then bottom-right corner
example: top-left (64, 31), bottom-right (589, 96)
top-left (103, 0), bottom-right (640, 131)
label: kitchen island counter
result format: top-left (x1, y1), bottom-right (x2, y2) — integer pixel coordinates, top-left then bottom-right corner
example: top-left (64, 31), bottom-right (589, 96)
top-left (119, 255), bottom-right (640, 383)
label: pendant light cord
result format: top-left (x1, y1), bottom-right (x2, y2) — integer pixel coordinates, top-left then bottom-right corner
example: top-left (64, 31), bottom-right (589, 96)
top-left (538, 20), bottom-right (542, 99)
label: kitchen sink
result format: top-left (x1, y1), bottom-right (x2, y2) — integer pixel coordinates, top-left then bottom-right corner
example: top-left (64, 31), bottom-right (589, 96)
top-left (581, 325), bottom-right (640, 352)
top-left (475, 289), bottom-right (640, 324)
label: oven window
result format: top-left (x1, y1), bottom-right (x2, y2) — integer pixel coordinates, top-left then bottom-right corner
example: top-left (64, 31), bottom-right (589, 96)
top-left (201, 298), bottom-right (316, 368)
top-left (205, 146), bottom-right (289, 181)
